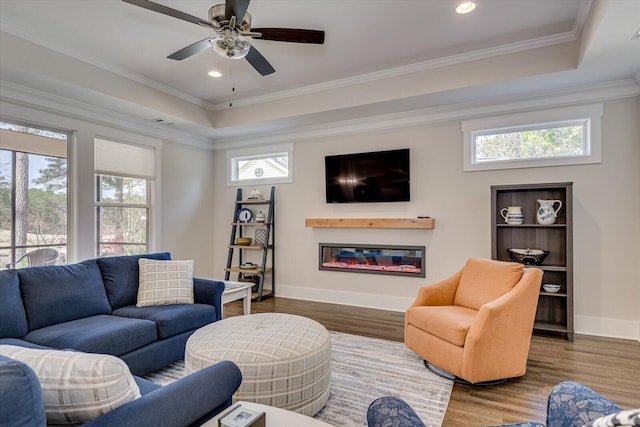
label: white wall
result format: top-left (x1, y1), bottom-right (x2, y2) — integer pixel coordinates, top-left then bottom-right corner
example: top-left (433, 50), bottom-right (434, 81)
top-left (160, 141), bottom-right (217, 278)
top-left (212, 97), bottom-right (640, 340)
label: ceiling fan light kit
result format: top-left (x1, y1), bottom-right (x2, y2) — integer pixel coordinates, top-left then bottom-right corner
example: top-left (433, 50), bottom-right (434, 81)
top-left (211, 32), bottom-right (251, 59)
top-left (123, 0), bottom-right (325, 76)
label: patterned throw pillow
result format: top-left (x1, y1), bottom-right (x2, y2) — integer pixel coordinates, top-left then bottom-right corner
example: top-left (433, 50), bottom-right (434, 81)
top-left (137, 259), bottom-right (194, 307)
top-left (0, 345), bottom-right (140, 425)
top-left (584, 409), bottom-right (640, 427)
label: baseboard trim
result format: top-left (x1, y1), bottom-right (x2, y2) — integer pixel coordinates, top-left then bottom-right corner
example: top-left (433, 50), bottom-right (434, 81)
top-left (575, 315), bottom-right (640, 341)
top-left (277, 284), bottom-right (413, 313)
top-left (277, 285), bottom-right (640, 341)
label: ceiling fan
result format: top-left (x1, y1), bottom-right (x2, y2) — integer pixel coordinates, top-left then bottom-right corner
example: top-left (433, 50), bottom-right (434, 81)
top-left (122, 0), bottom-right (325, 76)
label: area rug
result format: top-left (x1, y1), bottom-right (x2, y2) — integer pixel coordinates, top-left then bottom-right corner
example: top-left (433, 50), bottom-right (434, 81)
top-left (145, 331), bottom-right (453, 426)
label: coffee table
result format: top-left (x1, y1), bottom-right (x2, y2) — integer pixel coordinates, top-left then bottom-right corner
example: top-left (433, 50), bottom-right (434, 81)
top-left (220, 280), bottom-right (252, 316)
top-left (185, 313), bottom-right (331, 416)
top-left (202, 401), bottom-right (334, 426)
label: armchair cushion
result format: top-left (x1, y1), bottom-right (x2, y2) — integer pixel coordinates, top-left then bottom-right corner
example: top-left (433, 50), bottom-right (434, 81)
top-left (0, 269), bottom-right (29, 338)
top-left (406, 305), bottom-right (477, 347)
top-left (136, 259), bottom-right (194, 307)
top-left (0, 345), bottom-right (140, 425)
top-left (454, 258), bottom-right (523, 310)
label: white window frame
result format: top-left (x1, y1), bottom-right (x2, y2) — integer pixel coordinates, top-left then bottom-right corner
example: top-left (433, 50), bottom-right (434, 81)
top-left (226, 142), bottom-right (294, 186)
top-left (462, 104), bottom-right (603, 171)
top-left (93, 136), bottom-right (161, 256)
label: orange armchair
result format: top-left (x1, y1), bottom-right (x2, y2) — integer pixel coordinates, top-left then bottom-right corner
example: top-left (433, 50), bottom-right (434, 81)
top-left (405, 258), bottom-right (543, 384)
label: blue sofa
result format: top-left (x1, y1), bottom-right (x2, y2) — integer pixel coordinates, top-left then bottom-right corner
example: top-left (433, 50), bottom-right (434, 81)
top-left (367, 382), bottom-right (632, 427)
top-left (0, 252), bottom-right (224, 376)
top-left (0, 353), bottom-right (242, 427)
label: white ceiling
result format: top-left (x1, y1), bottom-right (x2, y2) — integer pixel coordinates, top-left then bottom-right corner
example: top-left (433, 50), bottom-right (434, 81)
top-left (1, 0), bottom-right (639, 144)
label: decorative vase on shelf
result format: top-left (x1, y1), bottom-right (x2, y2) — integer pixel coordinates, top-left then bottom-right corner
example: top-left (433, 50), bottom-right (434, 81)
top-left (536, 199), bottom-right (562, 225)
top-left (500, 206), bottom-right (524, 225)
top-left (256, 210), bottom-right (266, 223)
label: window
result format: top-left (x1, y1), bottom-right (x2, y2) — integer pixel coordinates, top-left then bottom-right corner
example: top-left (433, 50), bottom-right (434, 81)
top-left (94, 138), bottom-right (157, 257)
top-left (462, 104), bottom-right (602, 171)
top-left (227, 143), bottom-right (293, 186)
top-left (0, 121), bottom-right (68, 268)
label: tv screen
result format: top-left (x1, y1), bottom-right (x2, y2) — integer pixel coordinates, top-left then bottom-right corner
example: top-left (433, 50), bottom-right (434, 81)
top-left (325, 149), bottom-right (410, 203)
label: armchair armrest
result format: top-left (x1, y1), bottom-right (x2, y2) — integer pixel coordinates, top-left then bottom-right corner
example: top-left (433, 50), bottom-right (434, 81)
top-left (409, 268), bottom-right (463, 308)
top-left (193, 278), bottom-right (225, 321)
top-left (83, 360), bottom-right (242, 427)
top-left (546, 381), bottom-right (623, 427)
top-left (462, 268), bottom-right (542, 381)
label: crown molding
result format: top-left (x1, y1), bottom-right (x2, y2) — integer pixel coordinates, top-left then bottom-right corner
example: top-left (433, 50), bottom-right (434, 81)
top-left (0, 23), bottom-right (206, 108)
top-left (208, 30), bottom-right (580, 111)
top-left (210, 78), bottom-right (640, 149)
top-left (0, 80), bottom-right (214, 149)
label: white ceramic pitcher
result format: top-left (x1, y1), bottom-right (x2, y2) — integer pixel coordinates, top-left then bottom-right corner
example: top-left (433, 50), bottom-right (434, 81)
top-left (536, 199), bottom-right (562, 225)
top-left (500, 206), bottom-right (524, 224)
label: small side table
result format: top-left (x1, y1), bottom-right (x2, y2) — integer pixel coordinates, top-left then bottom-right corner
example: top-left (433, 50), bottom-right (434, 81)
top-left (203, 401), bottom-right (333, 426)
top-left (221, 281), bottom-right (253, 316)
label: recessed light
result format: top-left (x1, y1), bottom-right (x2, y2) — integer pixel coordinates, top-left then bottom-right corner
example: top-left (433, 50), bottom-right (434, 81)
top-left (208, 70), bottom-right (222, 78)
top-left (456, 1), bottom-right (476, 14)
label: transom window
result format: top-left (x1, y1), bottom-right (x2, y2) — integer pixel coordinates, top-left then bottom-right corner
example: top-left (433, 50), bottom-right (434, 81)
top-left (462, 104), bottom-right (602, 171)
top-left (227, 143), bottom-right (293, 186)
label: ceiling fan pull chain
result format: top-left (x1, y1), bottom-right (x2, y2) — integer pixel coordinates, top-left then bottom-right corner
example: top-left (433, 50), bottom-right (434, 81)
top-left (229, 59), bottom-right (234, 108)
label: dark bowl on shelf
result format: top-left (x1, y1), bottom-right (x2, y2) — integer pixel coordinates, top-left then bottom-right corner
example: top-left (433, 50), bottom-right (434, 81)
top-left (507, 248), bottom-right (550, 265)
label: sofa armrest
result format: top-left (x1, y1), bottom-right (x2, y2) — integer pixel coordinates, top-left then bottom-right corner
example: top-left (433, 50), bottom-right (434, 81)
top-left (83, 360), bottom-right (242, 427)
top-left (0, 355), bottom-right (46, 427)
top-left (193, 278), bottom-right (225, 321)
top-left (546, 381), bottom-right (623, 427)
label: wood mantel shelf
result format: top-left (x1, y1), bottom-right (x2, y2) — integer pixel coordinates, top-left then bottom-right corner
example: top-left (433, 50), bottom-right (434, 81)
top-left (305, 218), bottom-right (435, 229)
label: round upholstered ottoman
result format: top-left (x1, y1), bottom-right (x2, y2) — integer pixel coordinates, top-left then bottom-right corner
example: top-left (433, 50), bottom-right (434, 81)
top-left (185, 313), bottom-right (331, 416)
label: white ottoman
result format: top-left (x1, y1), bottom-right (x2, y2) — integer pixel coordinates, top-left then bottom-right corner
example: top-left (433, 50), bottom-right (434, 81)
top-left (185, 313), bottom-right (331, 416)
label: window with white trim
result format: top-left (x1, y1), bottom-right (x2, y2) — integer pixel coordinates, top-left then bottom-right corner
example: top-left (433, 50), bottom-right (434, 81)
top-left (462, 104), bottom-right (602, 171)
top-left (227, 143), bottom-right (293, 186)
top-left (94, 138), bottom-right (157, 257)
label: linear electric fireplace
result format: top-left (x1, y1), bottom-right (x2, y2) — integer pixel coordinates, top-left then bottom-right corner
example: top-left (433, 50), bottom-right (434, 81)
top-left (319, 243), bottom-right (425, 277)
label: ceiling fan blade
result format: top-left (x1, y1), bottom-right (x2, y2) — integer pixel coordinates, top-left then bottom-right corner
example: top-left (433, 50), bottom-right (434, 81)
top-left (225, 0), bottom-right (251, 23)
top-left (245, 46), bottom-right (275, 76)
top-left (167, 38), bottom-right (213, 60)
top-left (122, 0), bottom-right (214, 29)
top-left (251, 28), bottom-right (325, 44)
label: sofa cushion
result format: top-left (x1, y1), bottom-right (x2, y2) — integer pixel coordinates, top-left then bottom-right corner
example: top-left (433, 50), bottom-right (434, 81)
top-left (0, 345), bottom-right (140, 425)
top-left (454, 258), bottom-right (523, 310)
top-left (137, 259), bottom-right (194, 307)
top-left (113, 304), bottom-right (216, 339)
top-left (0, 354), bottom-right (46, 427)
top-left (18, 260), bottom-right (112, 331)
top-left (23, 314), bottom-right (157, 356)
top-left (406, 305), bottom-right (478, 347)
top-left (0, 269), bottom-right (29, 338)
top-left (97, 252), bottom-right (171, 310)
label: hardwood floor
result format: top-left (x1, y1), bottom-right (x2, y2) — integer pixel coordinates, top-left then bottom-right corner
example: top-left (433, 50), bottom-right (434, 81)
top-left (223, 297), bottom-right (640, 426)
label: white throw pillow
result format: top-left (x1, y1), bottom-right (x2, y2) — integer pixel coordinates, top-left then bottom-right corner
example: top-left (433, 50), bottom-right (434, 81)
top-left (137, 259), bottom-right (194, 307)
top-left (0, 345), bottom-right (141, 425)
top-left (584, 409), bottom-right (640, 427)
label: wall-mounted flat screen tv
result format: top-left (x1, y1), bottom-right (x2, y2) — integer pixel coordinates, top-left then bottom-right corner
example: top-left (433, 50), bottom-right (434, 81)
top-left (325, 148), bottom-right (410, 203)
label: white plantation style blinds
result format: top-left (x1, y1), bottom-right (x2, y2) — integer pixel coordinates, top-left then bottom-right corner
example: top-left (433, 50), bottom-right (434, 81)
top-left (94, 138), bottom-right (155, 179)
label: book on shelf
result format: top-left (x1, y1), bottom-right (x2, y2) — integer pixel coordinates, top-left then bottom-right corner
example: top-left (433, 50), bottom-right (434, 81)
top-left (218, 404), bottom-right (266, 427)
